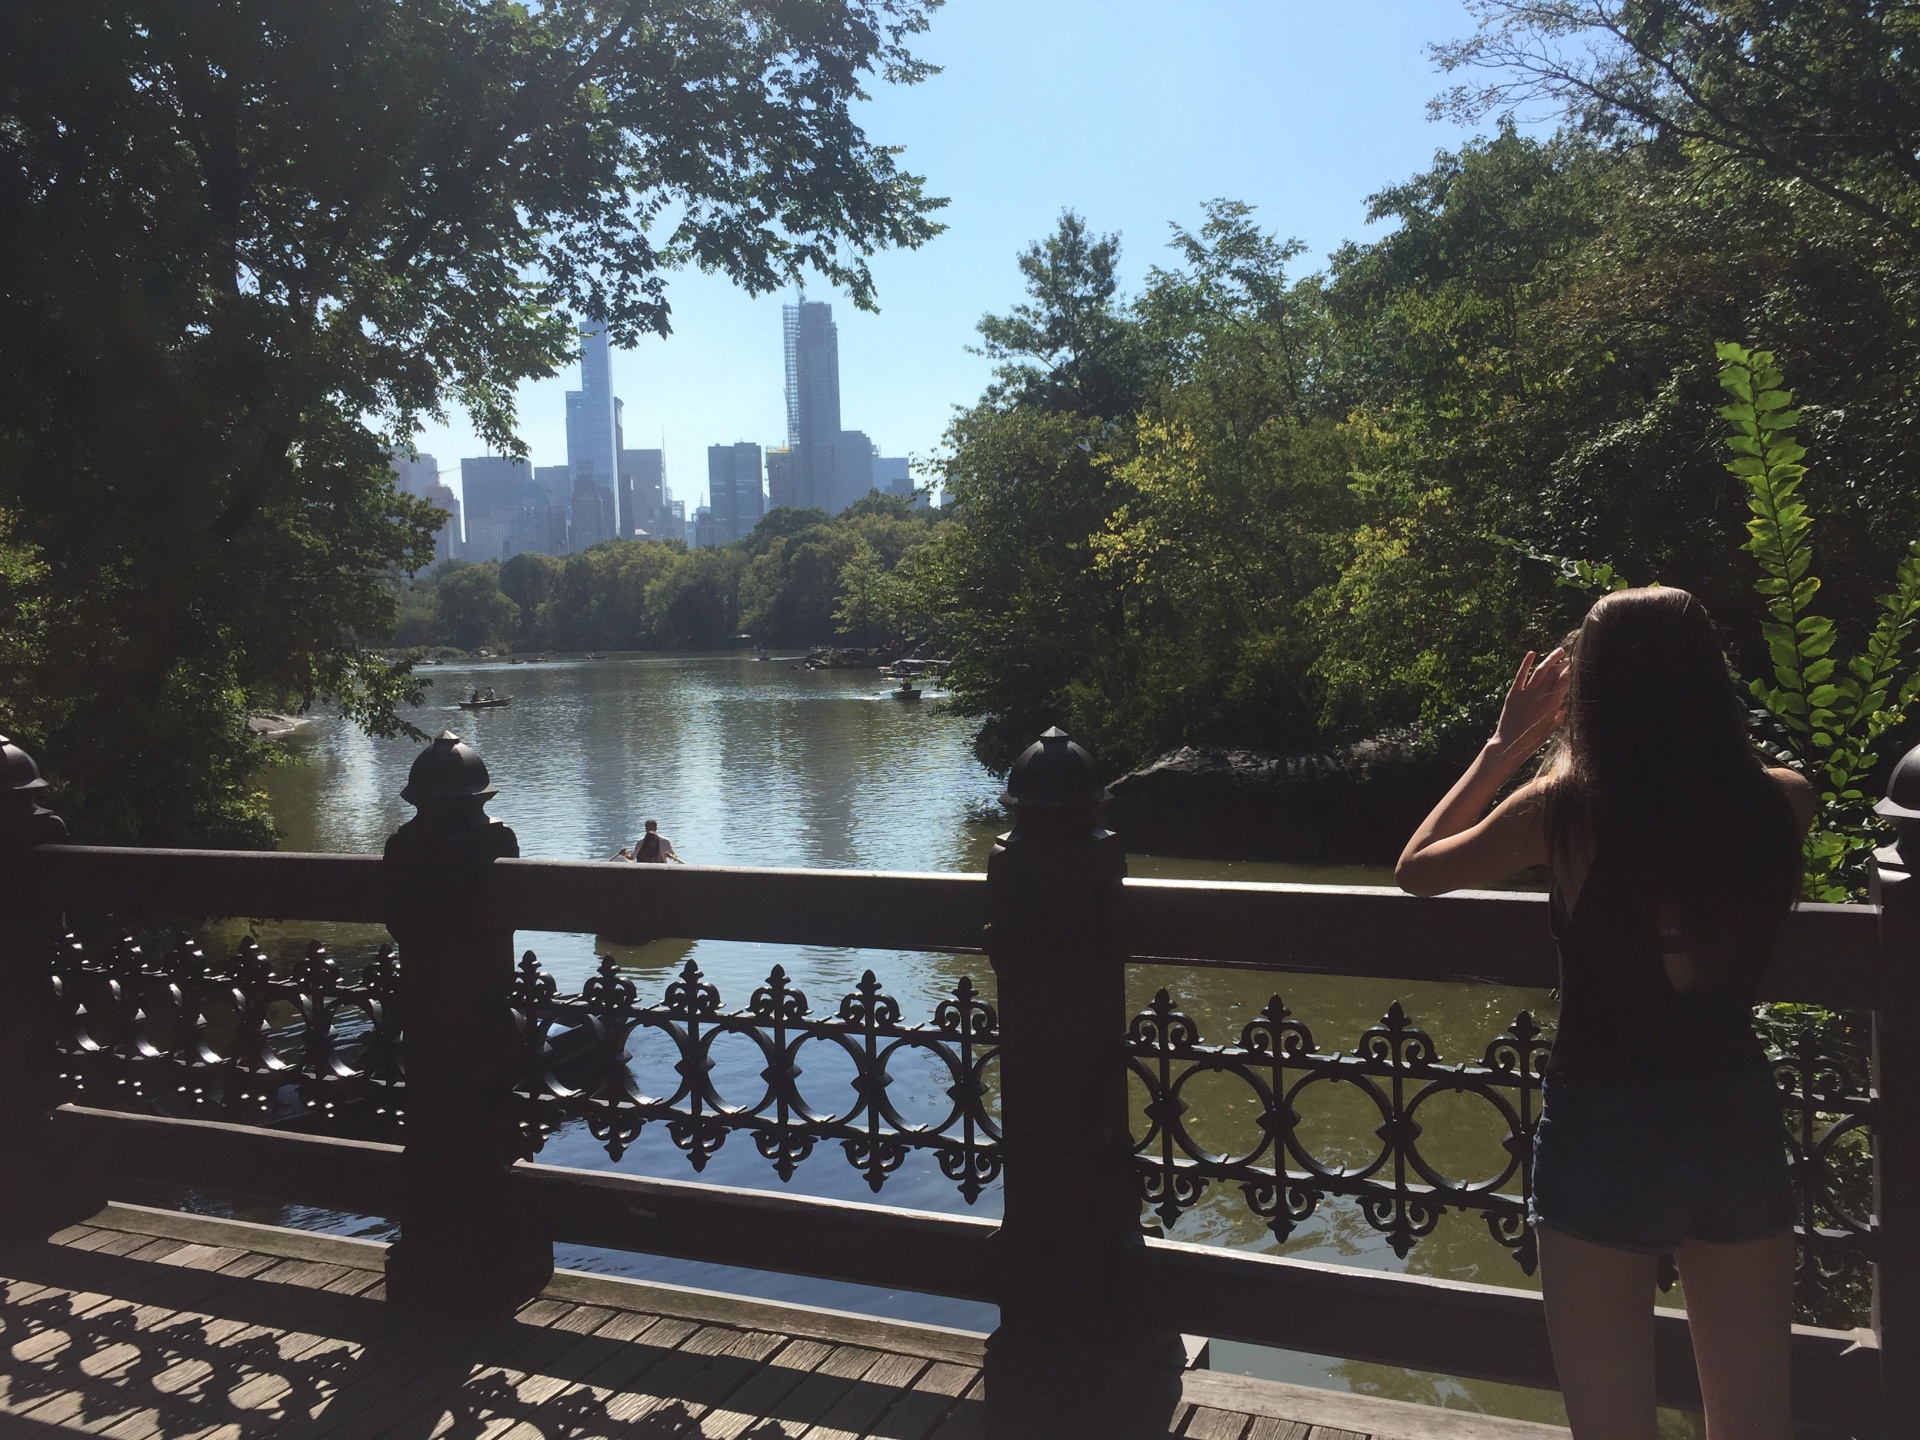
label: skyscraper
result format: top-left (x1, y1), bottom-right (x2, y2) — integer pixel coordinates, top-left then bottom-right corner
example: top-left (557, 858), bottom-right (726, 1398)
top-left (424, 481), bottom-right (463, 563)
top-left (783, 300), bottom-right (841, 512)
top-left (765, 447), bottom-right (797, 512)
top-left (390, 452), bottom-right (440, 499)
top-left (389, 452), bottom-right (464, 562)
top-left (834, 430), bottom-right (876, 514)
top-left (873, 456), bottom-right (912, 498)
top-left (459, 455), bottom-right (537, 562)
top-left (620, 448), bottom-right (665, 537)
top-left (566, 320), bottom-right (622, 548)
top-left (707, 442), bottom-right (764, 544)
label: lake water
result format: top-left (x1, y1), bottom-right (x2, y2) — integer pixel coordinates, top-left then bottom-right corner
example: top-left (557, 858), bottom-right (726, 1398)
top-left (258, 651), bottom-right (1581, 1426)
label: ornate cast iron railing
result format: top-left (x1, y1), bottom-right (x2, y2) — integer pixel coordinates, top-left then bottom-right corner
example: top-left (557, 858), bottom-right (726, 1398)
top-left (47, 924), bottom-right (1873, 1301)
top-left (507, 952), bottom-right (1002, 1200)
top-left (42, 929), bottom-right (1004, 1203)
top-left (1128, 985), bottom-right (1875, 1296)
top-left (49, 932), bottom-right (403, 1133)
top-left (1772, 1031), bottom-right (1877, 1298)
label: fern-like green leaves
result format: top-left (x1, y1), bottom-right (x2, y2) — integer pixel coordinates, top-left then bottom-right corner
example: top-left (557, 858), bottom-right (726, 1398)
top-left (1717, 341), bottom-right (1920, 899)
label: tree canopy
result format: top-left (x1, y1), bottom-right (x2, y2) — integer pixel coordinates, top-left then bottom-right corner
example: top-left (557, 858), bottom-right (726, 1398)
top-left (911, 115), bottom-right (1920, 778)
top-left (0, 0), bottom-right (942, 842)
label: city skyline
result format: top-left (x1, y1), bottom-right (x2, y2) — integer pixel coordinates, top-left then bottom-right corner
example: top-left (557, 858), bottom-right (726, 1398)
top-left (411, 295), bottom-right (914, 560)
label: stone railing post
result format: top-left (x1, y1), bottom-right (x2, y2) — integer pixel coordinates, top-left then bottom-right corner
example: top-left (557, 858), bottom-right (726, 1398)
top-left (0, 735), bottom-right (72, 1239)
top-left (1873, 742), bottom-right (1920, 1428)
top-left (982, 727), bottom-right (1183, 1438)
top-left (382, 730), bottom-right (551, 1316)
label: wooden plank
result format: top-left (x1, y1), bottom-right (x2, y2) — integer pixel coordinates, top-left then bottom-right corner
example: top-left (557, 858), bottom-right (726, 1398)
top-left (1183, 1406), bottom-right (1251, 1440)
top-left (1181, 1373), bottom-right (1568, 1440)
top-left (489, 1313), bottom-right (701, 1437)
top-left (381, 1305), bottom-right (621, 1440)
top-left (0, 1238), bottom-right (387, 1440)
top-left (1144, 1237), bottom-right (1870, 1421)
top-left (539, 1266), bottom-right (985, 1366)
top-left (53, 1109), bottom-right (403, 1221)
top-left (144, 1243), bottom-right (249, 1274)
top-left (1305, 1429), bottom-right (1367, 1440)
top-left (307, 1315), bottom-right (570, 1440)
top-left (924, 1375), bottom-right (987, 1440)
top-left (314, 1305), bottom-right (696, 1440)
top-left (0, 1282), bottom-right (262, 1437)
top-left (523, 1157), bottom-right (996, 1308)
top-left (1119, 880), bottom-right (1878, 1005)
top-left (248, 1258), bottom-right (361, 1293)
top-left (589, 1324), bottom-right (786, 1426)
top-left (28, 846), bottom-right (1876, 1005)
top-left (694, 1337), bottom-right (838, 1440)
top-left (746, 1344), bottom-right (893, 1435)
top-left (795, 1348), bottom-right (928, 1438)
top-left (238, 1300), bottom-right (528, 1437)
top-left (492, 859), bottom-right (989, 953)
top-left (28, 847), bottom-right (388, 924)
top-left (65, 1116), bottom-right (994, 1318)
top-left (85, 1203), bottom-right (389, 1274)
top-left (42, 1225), bottom-right (102, 1247)
top-left (861, 1359), bottom-right (979, 1440)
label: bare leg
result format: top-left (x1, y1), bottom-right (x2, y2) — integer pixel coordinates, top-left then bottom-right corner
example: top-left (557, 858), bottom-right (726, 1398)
top-left (1538, 1225), bottom-right (1661, 1439)
top-left (1673, 1231), bottom-right (1794, 1440)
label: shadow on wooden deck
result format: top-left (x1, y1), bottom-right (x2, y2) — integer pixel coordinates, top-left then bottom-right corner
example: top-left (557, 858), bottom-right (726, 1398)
top-left (0, 1205), bottom-right (1568, 1440)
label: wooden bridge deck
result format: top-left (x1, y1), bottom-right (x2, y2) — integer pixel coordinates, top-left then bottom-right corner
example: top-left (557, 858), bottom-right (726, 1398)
top-left (0, 1205), bottom-right (1568, 1440)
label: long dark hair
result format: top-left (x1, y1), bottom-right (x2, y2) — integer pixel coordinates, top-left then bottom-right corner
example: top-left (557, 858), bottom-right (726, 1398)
top-left (1543, 587), bottom-right (1800, 970)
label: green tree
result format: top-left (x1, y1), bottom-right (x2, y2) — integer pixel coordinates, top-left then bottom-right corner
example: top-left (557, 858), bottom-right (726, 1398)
top-left (835, 541), bottom-right (886, 652)
top-left (543, 541), bottom-right (683, 651)
top-left (499, 551), bottom-right (564, 649)
top-left (0, 0), bottom-right (942, 842)
top-left (648, 549), bottom-right (744, 650)
top-left (432, 564), bottom-right (520, 654)
top-left (974, 211), bottom-right (1155, 419)
top-left (1439, 1), bottom-right (1920, 253)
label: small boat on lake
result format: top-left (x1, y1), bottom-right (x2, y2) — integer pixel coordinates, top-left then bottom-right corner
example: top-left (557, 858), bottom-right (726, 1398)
top-left (890, 680), bottom-right (921, 701)
top-left (457, 696), bottom-right (512, 710)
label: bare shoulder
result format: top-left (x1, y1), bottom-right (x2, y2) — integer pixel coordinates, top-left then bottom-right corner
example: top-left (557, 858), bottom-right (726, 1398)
top-left (1767, 766), bottom-right (1816, 832)
top-left (1498, 774), bottom-right (1553, 816)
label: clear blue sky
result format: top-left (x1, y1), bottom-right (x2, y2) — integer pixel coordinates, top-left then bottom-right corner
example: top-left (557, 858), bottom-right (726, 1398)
top-left (411, 0), bottom-right (1503, 512)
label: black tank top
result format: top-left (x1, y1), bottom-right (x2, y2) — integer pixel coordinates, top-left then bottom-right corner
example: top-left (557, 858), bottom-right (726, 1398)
top-left (635, 832), bottom-right (663, 862)
top-left (1547, 852), bottom-right (1769, 1081)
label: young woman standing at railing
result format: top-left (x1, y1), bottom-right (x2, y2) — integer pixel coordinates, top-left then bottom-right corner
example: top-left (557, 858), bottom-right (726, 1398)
top-left (1396, 587), bottom-right (1814, 1440)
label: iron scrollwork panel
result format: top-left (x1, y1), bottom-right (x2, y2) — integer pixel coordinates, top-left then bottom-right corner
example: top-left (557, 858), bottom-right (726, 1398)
top-left (510, 953), bottom-right (1004, 1203)
top-left (1128, 990), bottom-right (1549, 1270)
top-left (49, 932), bottom-right (405, 1130)
top-left (1769, 1033), bottom-right (1875, 1302)
top-left (1128, 985), bottom-right (1876, 1302)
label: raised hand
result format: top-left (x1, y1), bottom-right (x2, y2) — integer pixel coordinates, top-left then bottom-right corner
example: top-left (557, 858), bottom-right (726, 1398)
top-left (1491, 647), bottom-right (1570, 757)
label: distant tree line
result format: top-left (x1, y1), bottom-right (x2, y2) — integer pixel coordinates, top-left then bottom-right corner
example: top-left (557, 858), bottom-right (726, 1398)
top-left (391, 494), bottom-right (942, 654)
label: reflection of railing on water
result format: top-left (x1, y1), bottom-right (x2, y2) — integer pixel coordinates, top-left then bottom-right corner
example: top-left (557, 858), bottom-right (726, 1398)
top-left (2, 726), bottom-right (1915, 1438)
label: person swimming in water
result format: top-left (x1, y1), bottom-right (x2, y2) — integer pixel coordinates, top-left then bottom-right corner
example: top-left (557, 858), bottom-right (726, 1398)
top-left (618, 819), bottom-right (682, 864)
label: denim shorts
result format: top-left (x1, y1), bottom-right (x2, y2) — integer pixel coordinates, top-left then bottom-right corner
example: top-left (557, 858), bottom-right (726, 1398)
top-left (1530, 1064), bottom-right (1794, 1253)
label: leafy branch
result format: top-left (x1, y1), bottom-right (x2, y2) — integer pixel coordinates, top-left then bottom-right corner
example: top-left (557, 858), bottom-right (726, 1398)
top-left (1716, 342), bottom-right (1920, 899)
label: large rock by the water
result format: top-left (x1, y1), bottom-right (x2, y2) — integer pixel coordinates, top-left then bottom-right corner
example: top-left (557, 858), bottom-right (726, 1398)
top-left (1105, 738), bottom-right (1470, 865)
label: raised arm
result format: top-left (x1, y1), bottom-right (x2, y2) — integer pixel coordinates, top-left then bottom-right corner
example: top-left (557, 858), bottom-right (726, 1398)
top-left (1395, 648), bottom-right (1569, 897)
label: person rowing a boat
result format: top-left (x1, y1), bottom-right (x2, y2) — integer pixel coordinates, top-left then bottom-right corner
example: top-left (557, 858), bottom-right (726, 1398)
top-left (617, 819), bottom-right (683, 864)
